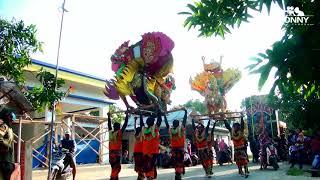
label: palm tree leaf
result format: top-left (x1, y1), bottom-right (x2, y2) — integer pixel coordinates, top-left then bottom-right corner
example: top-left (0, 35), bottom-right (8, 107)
top-left (258, 64), bottom-right (272, 90)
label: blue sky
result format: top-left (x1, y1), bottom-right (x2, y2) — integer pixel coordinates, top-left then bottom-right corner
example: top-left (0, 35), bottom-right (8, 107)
top-left (0, 0), bottom-right (286, 110)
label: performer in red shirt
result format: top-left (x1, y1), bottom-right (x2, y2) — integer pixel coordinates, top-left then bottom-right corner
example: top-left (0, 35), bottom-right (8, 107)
top-left (207, 120), bottom-right (217, 169)
top-left (164, 108), bottom-right (187, 180)
top-left (192, 118), bottom-right (212, 177)
top-left (142, 110), bottom-right (162, 180)
top-left (107, 111), bottom-right (129, 180)
top-left (133, 113), bottom-right (145, 180)
top-left (224, 115), bottom-right (249, 178)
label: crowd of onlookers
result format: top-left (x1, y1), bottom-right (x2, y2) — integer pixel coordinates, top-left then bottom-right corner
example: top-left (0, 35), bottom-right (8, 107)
top-left (249, 128), bottom-right (320, 172)
top-left (285, 128), bottom-right (320, 170)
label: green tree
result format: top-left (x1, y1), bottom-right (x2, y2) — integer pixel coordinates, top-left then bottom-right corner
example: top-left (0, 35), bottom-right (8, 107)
top-left (0, 18), bottom-right (42, 84)
top-left (0, 18), bottom-right (69, 113)
top-left (25, 68), bottom-right (69, 112)
top-left (183, 99), bottom-right (207, 114)
top-left (180, 0), bottom-right (320, 131)
top-left (266, 84), bottom-right (320, 131)
top-left (108, 105), bottom-right (125, 124)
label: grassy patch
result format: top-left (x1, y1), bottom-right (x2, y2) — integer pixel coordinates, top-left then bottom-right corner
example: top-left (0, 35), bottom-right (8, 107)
top-left (287, 167), bottom-right (305, 176)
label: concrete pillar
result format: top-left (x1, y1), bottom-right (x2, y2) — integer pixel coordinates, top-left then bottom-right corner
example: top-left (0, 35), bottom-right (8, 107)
top-left (44, 107), bottom-right (55, 122)
top-left (24, 141), bottom-right (32, 180)
top-left (54, 125), bottom-right (58, 145)
top-left (99, 106), bottom-right (109, 164)
top-left (128, 132), bottom-right (135, 161)
top-left (71, 115), bottom-right (76, 140)
top-left (62, 117), bottom-right (72, 134)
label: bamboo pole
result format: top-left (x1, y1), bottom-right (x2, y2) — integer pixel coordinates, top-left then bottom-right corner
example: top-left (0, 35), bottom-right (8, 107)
top-left (59, 113), bottom-right (108, 121)
top-left (33, 154), bottom-right (48, 168)
top-left (165, 107), bottom-right (186, 114)
top-left (74, 131), bottom-right (100, 157)
top-left (32, 147), bottom-right (49, 163)
top-left (31, 129), bottom-right (50, 144)
top-left (276, 110), bottom-right (281, 137)
top-left (12, 120), bottom-right (61, 124)
top-left (138, 104), bottom-right (156, 110)
top-left (72, 121), bottom-right (109, 150)
top-left (196, 116), bottom-right (242, 121)
top-left (17, 116), bottom-right (22, 164)
top-left (99, 123), bottom-right (103, 164)
top-left (191, 111), bottom-right (243, 117)
top-left (48, 1), bottom-right (67, 178)
top-left (13, 133), bottom-right (24, 142)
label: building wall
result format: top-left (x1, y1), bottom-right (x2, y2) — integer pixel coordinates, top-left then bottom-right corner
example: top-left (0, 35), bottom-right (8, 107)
top-left (122, 131), bottom-right (135, 161)
top-left (12, 123), bottom-right (47, 148)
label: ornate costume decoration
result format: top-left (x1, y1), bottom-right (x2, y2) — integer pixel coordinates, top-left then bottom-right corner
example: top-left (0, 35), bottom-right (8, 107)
top-left (104, 32), bottom-right (175, 111)
top-left (190, 56), bottom-right (241, 114)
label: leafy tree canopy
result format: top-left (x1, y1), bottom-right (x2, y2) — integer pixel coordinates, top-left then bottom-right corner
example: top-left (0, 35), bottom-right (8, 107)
top-left (0, 18), bottom-right (42, 84)
top-left (0, 18), bottom-right (69, 113)
top-left (108, 105), bottom-right (125, 124)
top-left (181, 0), bottom-right (320, 131)
top-left (183, 99), bottom-right (207, 115)
top-left (25, 68), bottom-right (68, 112)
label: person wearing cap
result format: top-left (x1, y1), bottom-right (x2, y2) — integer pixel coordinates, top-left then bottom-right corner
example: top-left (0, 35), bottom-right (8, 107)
top-left (142, 110), bottom-right (162, 180)
top-left (0, 107), bottom-right (16, 180)
top-left (60, 131), bottom-right (76, 180)
top-left (192, 118), bottom-right (212, 177)
top-left (107, 111), bottom-right (129, 180)
top-left (164, 108), bottom-right (187, 180)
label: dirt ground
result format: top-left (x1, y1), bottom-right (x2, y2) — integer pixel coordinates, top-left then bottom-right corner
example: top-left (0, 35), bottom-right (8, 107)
top-left (33, 162), bottom-right (315, 180)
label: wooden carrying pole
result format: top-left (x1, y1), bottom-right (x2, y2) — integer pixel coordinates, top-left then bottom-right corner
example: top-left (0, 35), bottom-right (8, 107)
top-left (196, 116), bottom-right (243, 121)
top-left (59, 113), bottom-right (107, 121)
top-left (191, 111), bottom-right (244, 121)
top-left (191, 111), bottom-right (243, 117)
top-left (17, 116), bottom-right (22, 164)
top-left (165, 108), bottom-right (186, 114)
